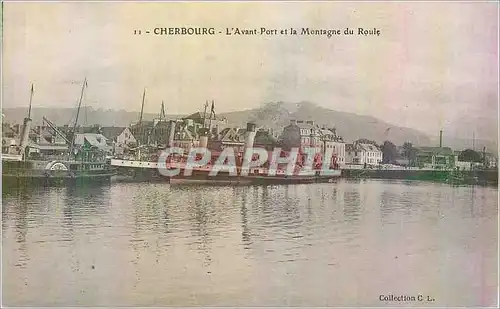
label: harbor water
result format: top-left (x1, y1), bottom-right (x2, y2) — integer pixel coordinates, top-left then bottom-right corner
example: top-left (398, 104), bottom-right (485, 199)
top-left (2, 180), bottom-right (498, 307)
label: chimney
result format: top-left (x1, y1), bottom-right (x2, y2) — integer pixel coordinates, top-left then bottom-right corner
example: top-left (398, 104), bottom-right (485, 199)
top-left (439, 130), bottom-right (443, 148)
top-left (245, 122), bottom-right (257, 150)
top-left (19, 117), bottom-right (32, 156)
top-left (37, 125), bottom-right (43, 143)
top-left (167, 120), bottom-right (176, 147)
top-left (199, 128), bottom-right (209, 148)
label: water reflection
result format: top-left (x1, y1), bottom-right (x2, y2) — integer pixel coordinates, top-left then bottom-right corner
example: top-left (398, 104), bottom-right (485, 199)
top-left (189, 190), bottom-right (213, 268)
top-left (343, 190), bottom-right (361, 222)
top-left (2, 180), bottom-right (498, 307)
top-left (240, 190), bottom-right (251, 247)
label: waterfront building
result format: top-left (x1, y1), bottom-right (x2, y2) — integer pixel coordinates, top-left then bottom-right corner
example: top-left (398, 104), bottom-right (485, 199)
top-left (318, 127), bottom-right (346, 166)
top-left (74, 133), bottom-right (111, 153)
top-left (183, 111), bottom-right (228, 132)
top-left (99, 127), bottom-right (137, 155)
top-left (100, 127), bottom-right (136, 147)
top-left (414, 146), bottom-right (456, 169)
top-left (280, 120), bottom-right (322, 153)
top-left (2, 123), bottom-right (19, 153)
top-left (209, 127), bottom-right (278, 152)
top-left (129, 121), bottom-right (155, 145)
top-left (280, 120), bottom-right (346, 164)
top-left (484, 152), bottom-right (498, 168)
top-left (345, 143), bottom-right (382, 166)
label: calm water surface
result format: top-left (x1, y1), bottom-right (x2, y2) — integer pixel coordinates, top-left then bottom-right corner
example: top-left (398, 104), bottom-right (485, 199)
top-left (2, 180), bottom-right (498, 307)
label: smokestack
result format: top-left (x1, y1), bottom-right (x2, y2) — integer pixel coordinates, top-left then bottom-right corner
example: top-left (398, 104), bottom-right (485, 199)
top-left (199, 128), bottom-right (209, 148)
top-left (244, 122), bottom-right (257, 150)
top-left (167, 120), bottom-right (176, 147)
top-left (439, 130), bottom-right (443, 148)
top-left (37, 125), bottom-right (42, 143)
top-left (19, 117), bottom-right (32, 156)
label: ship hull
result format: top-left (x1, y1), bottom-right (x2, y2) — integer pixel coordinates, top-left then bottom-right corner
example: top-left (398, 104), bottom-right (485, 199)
top-left (2, 159), bottom-right (114, 188)
top-left (110, 159), bottom-right (341, 185)
top-left (2, 173), bottom-right (114, 188)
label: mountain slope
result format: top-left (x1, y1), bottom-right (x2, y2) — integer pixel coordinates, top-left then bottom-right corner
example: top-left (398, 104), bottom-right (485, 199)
top-left (220, 101), bottom-right (431, 146)
top-left (2, 102), bottom-right (496, 152)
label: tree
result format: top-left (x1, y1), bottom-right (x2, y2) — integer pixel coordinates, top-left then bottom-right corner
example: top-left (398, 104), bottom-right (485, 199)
top-left (381, 141), bottom-right (398, 164)
top-left (458, 149), bottom-right (482, 162)
top-left (402, 142), bottom-right (417, 165)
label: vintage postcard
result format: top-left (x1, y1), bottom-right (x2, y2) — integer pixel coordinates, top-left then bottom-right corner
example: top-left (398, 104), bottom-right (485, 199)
top-left (1, 1), bottom-right (498, 307)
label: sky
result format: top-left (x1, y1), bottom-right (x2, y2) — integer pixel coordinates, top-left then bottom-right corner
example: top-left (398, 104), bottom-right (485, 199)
top-left (2, 1), bottom-right (498, 138)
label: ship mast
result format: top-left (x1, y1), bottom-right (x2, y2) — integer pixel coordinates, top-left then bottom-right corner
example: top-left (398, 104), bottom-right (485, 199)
top-left (139, 88), bottom-right (146, 125)
top-left (70, 77), bottom-right (87, 155)
top-left (136, 88), bottom-right (146, 160)
top-left (160, 100), bottom-right (166, 121)
top-left (208, 100), bottom-right (215, 132)
top-left (28, 83), bottom-right (34, 118)
top-left (202, 100), bottom-right (208, 129)
top-left (19, 83), bottom-right (35, 159)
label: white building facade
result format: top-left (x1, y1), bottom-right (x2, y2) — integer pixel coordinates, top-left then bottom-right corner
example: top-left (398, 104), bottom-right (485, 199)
top-left (116, 127), bottom-right (137, 147)
top-left (346, 143), bottom-right (382, 166)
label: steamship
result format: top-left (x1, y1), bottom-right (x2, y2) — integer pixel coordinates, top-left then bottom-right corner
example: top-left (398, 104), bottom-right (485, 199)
top-left (2, 81), bottom-right (114, 187)
top-left (111, 119), bottom-right (341, 185)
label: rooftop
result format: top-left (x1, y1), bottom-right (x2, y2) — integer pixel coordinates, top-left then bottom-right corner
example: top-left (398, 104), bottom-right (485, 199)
top-left (417, 146), bottom-right (454, 155)
top-left (184, 112), bottom-right (226, 121)
top-left (100, 127), bottom-right (126, 140)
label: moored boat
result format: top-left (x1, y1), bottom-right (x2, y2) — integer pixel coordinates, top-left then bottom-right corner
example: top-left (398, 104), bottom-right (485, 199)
top-left (2, 80), bottom-right (114, 188)
top-left (110, 101), bottom-right (341, 186)
top-left (110, 154), bottom-right (341, 185)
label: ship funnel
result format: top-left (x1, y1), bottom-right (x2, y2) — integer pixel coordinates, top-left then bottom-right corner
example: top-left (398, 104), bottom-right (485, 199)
top-left (245, 122), bottom-right (257, 150)
top-left (19, 117), bottom-right (32, 157)
top-left (199, 128), bottom-right (209, 148)
top-left (167, 120), bottom-right (176, 147)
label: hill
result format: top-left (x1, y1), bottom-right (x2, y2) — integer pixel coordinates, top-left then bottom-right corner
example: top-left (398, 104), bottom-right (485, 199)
top-left (2, 102), bottom-right (496, 152)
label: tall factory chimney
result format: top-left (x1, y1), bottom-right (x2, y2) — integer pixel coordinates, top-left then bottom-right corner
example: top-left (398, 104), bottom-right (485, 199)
top-left (439, 130), bottom-right (443, 148)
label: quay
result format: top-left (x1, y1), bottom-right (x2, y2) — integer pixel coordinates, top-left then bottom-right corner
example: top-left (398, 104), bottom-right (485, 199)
top-left (341, 167), bottom-right (498, 186)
